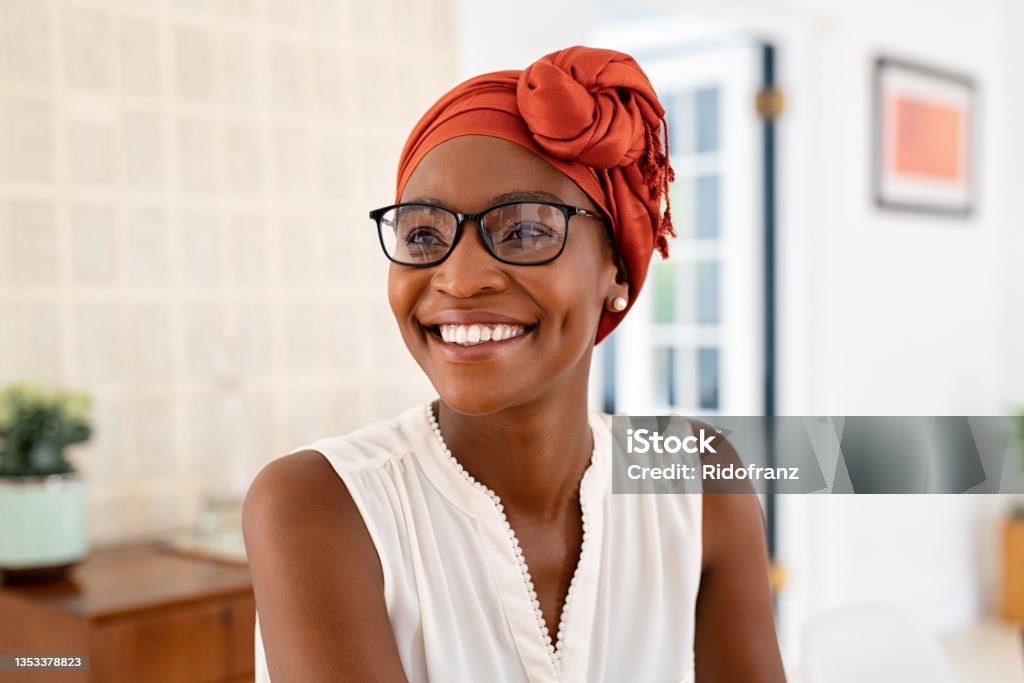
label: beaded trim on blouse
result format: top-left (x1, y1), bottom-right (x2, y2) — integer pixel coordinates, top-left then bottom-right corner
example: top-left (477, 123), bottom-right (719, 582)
top-left (426, 402), bottom-right (595, 674)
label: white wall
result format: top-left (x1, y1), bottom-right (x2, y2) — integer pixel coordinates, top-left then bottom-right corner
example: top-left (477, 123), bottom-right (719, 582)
top-left (807, 1), bottom-right (1003, 416)
top-left (455, 0), bottom-right (593, 79)
top-left (1001, 0), bottom-right (1024, 408)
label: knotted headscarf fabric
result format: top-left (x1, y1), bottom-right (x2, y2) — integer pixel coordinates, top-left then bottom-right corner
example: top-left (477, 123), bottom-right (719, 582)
top-left (395, 45), bottom-right (675, 344)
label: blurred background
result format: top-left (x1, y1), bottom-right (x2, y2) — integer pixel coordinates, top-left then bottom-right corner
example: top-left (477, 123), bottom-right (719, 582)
top-left (0, 0), bottom-right (1022, 681)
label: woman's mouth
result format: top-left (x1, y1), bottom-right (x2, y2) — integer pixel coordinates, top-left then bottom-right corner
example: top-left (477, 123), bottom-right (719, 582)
top-left (425, 323), bottom-right (535, 347)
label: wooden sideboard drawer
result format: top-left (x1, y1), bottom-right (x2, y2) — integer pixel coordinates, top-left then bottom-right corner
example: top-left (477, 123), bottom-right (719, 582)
top-left (91, 595), bottom-right (255, 682)
top-left (0, 541), bottom-right (254, 683)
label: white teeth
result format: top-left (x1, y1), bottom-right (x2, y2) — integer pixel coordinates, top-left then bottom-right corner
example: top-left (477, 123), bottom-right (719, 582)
top-left (436, 323), bottom-right (528, 346)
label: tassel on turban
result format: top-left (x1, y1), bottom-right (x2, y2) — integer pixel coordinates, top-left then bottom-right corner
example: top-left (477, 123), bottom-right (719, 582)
top-left (395, 45), bottom-right (676, 344)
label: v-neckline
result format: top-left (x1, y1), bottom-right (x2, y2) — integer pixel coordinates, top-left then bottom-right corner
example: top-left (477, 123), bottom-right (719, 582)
top-left (417, 402), bottom-right (610, 682)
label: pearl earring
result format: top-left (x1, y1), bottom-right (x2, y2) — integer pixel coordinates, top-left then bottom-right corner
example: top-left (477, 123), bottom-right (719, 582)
top-left (611, 296), bottom-right (628, 312)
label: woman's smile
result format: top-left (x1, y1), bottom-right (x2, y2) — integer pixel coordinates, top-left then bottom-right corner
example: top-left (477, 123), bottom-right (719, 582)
top-left (439, 323), bottom-right (527, 345)
top-left (423, 320), bottom-right (535, 363)
top-left (420, 309), bottom-right (538, 355)
top-left (419, 308), bottom-right (537, 363)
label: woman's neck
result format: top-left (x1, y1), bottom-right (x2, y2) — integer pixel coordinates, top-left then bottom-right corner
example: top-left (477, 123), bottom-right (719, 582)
top-left (434, 384), bottom-right (595, 520)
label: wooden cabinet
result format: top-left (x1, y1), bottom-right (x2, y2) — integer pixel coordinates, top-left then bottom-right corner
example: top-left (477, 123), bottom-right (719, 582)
top-left (0, 541), bottom-right (254, 682)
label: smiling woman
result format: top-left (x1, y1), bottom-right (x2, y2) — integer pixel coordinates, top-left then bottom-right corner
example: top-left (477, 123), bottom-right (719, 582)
top-left (242, 45), bottom-right (787, 683)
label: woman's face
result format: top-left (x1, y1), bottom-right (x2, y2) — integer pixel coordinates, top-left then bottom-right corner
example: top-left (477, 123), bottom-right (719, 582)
top-left (389, 135), bottom-right (624, 416)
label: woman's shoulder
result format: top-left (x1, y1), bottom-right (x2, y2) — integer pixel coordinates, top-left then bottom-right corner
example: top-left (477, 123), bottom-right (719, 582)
top-left (242, 446), bottom-right (403, 682)
top-left (243, 403), bottom-right (432, 532)
top-left (242, 404), bottom-right (435, 594)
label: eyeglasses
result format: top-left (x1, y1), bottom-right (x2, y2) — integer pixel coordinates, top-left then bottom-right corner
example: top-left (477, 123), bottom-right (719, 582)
top-left (369, 200), bottom-right (607, 267)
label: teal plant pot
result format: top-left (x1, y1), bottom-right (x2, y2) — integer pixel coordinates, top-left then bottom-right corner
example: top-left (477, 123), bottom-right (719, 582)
top-left (0, 472), bottom-right (89, 580)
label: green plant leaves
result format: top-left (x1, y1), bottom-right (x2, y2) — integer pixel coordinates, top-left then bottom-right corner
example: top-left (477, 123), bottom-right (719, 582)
top-left (0, 383), bottom-right (93, 477)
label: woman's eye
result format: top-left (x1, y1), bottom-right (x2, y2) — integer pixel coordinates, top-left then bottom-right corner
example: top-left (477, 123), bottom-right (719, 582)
top-left (503, 222), bottom-right (556, 243)
top-left (403, 227), bottom-right (448, 246)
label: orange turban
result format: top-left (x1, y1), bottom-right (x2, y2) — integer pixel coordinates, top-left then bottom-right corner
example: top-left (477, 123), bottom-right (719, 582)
top-left (395, 45), bottom-right (675, 344)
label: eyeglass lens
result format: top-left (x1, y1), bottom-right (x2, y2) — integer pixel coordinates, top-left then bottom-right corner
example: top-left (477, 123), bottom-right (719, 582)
top-left (379, 202), bottom-right (568, 265)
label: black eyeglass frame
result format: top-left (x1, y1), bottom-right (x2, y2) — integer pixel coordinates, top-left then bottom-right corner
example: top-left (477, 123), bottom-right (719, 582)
top-left (368, 200), bottom-right (608, 267)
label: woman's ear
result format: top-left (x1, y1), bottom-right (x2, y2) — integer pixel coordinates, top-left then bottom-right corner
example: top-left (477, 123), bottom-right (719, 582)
top-left (599, 232), bottom-right (629, 286)
top-left (612, 251), bottom-right (629, 286)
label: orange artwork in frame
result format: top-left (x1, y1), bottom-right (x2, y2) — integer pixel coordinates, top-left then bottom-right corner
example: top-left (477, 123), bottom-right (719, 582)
top-left (873, 56), bottom-right (975, 216)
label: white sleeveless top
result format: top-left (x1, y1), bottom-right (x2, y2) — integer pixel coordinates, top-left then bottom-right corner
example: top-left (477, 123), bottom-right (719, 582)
top-left (254, 402), bottom-right (702, 683)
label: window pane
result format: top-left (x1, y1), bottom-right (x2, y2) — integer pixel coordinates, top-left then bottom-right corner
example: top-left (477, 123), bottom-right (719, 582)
top-left (652, 346), bottom-right (677, 407)
top-left (695, 86), bottom-right (720, 153)
top-left (678, 261), bottom-right (696, 325)
top-left (669, 90), bottom-right (695, 155)
top-left (696, 174), bottom-right (719, 239)
top-left (697, 346), bottom-right (719, 409)
top-left (652, 261), bottom-right (675, 323)
top-left (696, 260), bottom-right (719, 324)
top-left (670, 177), bottom-right (694, 239)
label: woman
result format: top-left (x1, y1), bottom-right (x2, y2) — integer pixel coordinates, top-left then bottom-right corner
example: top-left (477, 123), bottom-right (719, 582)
top-left (244, 45), bottom-right (787, 683)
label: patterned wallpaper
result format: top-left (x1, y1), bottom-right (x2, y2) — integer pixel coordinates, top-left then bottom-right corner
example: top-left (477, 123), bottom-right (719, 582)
top-left (0, 0), bottom-right (449, 542)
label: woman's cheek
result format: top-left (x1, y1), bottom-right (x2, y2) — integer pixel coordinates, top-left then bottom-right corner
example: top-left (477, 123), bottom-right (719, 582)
top-left (387, 271), bottom-right (421, 324)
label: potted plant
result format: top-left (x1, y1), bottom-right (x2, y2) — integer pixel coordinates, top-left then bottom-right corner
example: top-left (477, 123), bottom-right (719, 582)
top-left (0, 383), bottom-right (93, 582)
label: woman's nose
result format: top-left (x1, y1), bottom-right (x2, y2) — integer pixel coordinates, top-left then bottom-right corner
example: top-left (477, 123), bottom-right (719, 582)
top-left (430, 219), bottom-right (508, 297)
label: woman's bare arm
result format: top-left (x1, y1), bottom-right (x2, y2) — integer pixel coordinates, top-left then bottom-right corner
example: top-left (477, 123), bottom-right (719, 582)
top-left (242, 450), bottom-right (409, 683)
top-left (692, 423), bottom-right (787, 682)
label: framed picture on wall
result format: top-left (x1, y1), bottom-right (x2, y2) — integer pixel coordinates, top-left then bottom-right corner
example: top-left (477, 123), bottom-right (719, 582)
top-left (872, 56), bottom-right (976, 216)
